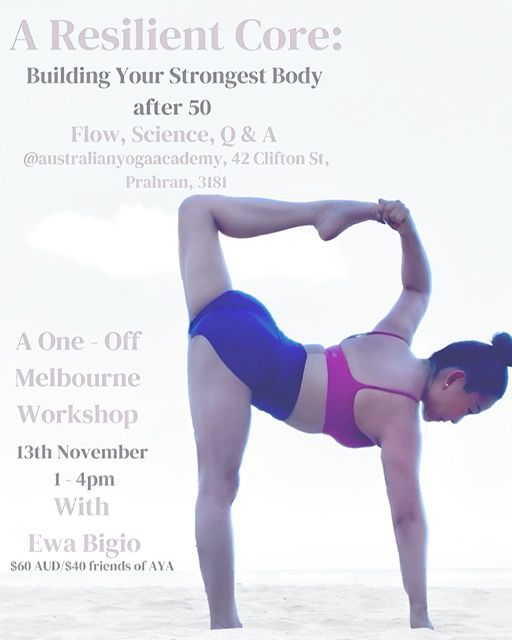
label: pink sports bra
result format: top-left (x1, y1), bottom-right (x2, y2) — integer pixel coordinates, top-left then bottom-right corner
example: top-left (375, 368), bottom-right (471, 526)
top-left (322, 331), bottom-right (420, 448)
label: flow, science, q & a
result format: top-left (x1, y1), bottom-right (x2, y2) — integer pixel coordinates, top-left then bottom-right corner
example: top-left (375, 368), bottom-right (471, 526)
top-left (10, 18), bottom-right (343, 52)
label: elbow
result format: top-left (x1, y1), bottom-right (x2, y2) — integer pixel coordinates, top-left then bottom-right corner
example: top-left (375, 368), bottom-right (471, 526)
top-left (404, 283), bottom-right (431, 296)
top-left (392, 510), bottom-right (425, 529)
top-left (404, 286), bottom-right (431, 304)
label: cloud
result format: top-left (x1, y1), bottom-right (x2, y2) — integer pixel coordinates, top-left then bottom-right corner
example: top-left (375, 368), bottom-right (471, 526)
top-left (28, 205), bottom-right (348, 281)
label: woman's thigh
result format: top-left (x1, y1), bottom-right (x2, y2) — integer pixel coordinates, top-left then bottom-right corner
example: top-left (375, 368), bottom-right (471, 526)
top-left (188, 335), bottom-right (251, 488)
top-left (179, 196), bottom-right (233, 320)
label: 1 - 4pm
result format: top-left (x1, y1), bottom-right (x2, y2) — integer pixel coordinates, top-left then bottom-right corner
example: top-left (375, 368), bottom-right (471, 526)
top-left (55, 472), bottom-right (115, 491)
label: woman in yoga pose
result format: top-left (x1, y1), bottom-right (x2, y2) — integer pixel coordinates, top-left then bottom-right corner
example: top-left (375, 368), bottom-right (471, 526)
top-left (178, 195), bottom-right (512, 630)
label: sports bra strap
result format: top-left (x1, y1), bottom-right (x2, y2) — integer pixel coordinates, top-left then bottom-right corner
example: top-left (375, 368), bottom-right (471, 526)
top-left (340, 333), bottom-right (418, 402)
top-left (366, 330), bottom-right (408, 343)
top-left (346, 331), bottom-right (409, 344)
top-left (357, 382), bottom-right (419, 403)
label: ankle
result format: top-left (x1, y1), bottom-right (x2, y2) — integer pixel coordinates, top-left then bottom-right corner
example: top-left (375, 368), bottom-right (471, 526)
top-left (210, 614), bottom-right (243, 630)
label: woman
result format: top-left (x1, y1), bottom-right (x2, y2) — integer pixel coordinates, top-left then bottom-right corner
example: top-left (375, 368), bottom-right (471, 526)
top-left (178, 194), bottom-right (512, 630)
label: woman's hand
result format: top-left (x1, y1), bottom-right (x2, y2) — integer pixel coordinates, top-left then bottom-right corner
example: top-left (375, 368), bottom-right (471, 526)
top-left (378, 199), bottom-right (413, 234)
top-left (410, 603), bottom-right (434, 630)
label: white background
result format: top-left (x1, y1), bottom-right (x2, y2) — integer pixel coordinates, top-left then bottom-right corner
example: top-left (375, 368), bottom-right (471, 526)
top-left (0, 0), bottom-right (511, 585)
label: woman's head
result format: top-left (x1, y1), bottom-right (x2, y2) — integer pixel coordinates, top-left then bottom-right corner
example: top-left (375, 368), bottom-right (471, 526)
top-left (422, 332), bottom-right (512, 423)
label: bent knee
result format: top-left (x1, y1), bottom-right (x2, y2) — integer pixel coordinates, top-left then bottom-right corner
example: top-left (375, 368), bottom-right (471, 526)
top-left (178, 195), bottom-right (214, 224)
top-left (178, 194), bottom-right (208, 216)
top-left (178, 195), bottom-right (217, 240)
top-left (178, 195), bottom-right (203, 233)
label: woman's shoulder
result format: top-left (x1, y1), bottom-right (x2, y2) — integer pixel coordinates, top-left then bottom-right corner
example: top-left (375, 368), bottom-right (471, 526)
top-left (339, 332), bottom-right (412, 352)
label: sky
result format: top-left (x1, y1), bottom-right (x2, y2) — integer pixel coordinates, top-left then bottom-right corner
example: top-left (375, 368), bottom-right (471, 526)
top-left (0, 0), bottom-right (511, 585)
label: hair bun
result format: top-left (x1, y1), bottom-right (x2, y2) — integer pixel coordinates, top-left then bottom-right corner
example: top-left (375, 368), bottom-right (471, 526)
top-left (491, 332), bottom-right (512, 366)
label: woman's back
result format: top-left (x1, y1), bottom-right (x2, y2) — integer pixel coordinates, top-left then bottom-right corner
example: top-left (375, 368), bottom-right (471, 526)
top-left (285, 334), bottom-right (428, 445)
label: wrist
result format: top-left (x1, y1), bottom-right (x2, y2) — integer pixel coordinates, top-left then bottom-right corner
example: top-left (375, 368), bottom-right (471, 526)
top-left (373, 202), bottom-right (385, 224)
top-left (398, 218), bottom-right (417, 238)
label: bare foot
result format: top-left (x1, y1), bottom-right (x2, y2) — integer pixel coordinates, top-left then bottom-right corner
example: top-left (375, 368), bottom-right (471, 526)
top-left (315, 203), bottom-right (381, 241)
top-left (211, 619), bottom-right (243, 630)
top-left (314, 208), bottom-right (356, 241)
top-left (410, 604), bottom-right (434, 630)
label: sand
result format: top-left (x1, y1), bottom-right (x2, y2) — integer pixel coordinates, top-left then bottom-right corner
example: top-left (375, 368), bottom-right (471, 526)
top-left (1, 583), bottom-right (511, 640)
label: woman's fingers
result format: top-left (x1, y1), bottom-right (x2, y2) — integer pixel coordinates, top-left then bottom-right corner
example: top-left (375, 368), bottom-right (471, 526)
top-left (377, 199), bottom-right (395, 224)
top-left (377, 199), bottom-right (412, 232)
top-left (378, 199), bottom-right (409, 230)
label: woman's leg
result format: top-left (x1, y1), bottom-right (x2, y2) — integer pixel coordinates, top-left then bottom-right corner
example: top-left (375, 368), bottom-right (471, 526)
top-left (203, 195), bottom-right (378, 240)
top-left (179, 194), bottom-right (379, 316)
top-left (179, 198), bottom-right (248, 628)
top-left (188, 335), bottom-right (250, 629)
top-left (178, 194), bottom-right (379, 627)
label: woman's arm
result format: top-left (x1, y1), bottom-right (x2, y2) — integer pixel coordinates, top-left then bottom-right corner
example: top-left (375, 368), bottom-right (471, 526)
top-left (398, 214), bottom-right (431, 296)
top-left (372, 201), bottom-right (431, 342)
top-left (380, 420), bottom-right (434, 630)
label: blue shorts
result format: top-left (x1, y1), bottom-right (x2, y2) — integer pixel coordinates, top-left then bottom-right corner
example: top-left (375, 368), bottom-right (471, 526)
top-left (188, 290), bottom-right (307, 420)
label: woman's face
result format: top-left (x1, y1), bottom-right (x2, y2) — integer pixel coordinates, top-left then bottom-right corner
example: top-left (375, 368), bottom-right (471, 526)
top-left (422, 368), bottom-right (496, 423)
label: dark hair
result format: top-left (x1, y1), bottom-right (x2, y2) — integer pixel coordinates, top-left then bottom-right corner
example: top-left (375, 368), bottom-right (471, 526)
top-left (429, 332), bottom-right (512, 399)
